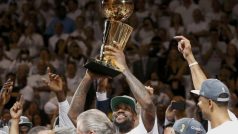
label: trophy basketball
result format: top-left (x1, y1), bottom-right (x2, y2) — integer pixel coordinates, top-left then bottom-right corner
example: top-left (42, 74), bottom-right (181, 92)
top-left (84, 0), bottom-right (134, 77)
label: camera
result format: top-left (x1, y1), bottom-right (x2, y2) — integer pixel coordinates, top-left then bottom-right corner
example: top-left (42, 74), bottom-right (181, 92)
top-left (171, 101), bottom-right (186, 110)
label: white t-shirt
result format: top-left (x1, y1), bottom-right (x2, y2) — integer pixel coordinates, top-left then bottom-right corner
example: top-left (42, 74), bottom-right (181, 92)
top-left (201, 41), bottom-right (226, 77)
top-left (206, 11), bottom-right (224, 22)
top-left (20, 85), bottom-right (34, 102)
top-left (66, 73), bottom-right (82, 93)
top-left (67, 9), bottom-right (82, 21)
top-left (207, 120), bottom-right (238, 134)
top-left (174, 3), bottom-right (199, 25)
top-left (48, 33), bottom-right (69, 52)
top-left (17, 33), bottom-right (44, 57)
top-left (58, 100), bottom-right (75, 128)
top-left (126, 113), bottom-right (159, 134)
top-left (168, 26), bottom-right (185, 39)
top-left (186, 21), bottom-right (208, 34)
top-left (208, 110), bottom-right (237, 130)
top-left (27, 74), bottom-right (50, 109)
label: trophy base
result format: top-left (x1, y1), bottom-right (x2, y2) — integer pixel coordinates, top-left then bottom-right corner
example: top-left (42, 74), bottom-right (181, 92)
top-left (84, 58), bottom-right (121, 77)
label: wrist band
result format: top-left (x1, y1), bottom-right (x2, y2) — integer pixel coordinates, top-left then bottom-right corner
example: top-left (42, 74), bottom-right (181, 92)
top-left (189, 62), bottom-right (198, 67)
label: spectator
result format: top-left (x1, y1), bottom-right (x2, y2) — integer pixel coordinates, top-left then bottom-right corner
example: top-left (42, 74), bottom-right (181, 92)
top-left (221, 43), bottom-right (238, 76)
top-left (168, 13), bottom-right (185, 39)
top-left (66, 0), bottom-right (81, 21)
top-left (48, 22), bottom-right (69, 53)
top-left (132, 45), bottom-right (158, 83)
top-left (0, 41), bottom-right (12, 81)
top-left (134, 17), bottom-right (156, 46)
top-left (65, 61), bottom-right (82, 94)
top-left (174, 0), bottom-right (199, 26)
top-left (206, 0), bottom-right (224, 23)
top-left (17, 23), bottom-right (44, 58)
top-left (45, 6), bottom-right (75, 36)
top-left (201, 28), bottom-right (226, 77)
top-left (186, 8), bottom-right (209, 43)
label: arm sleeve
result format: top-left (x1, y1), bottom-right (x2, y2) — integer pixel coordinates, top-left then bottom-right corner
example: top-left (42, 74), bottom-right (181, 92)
top-left (96, 92), bottom-right (111, 115)
top-left (58, 100), bottom-right (75, 128)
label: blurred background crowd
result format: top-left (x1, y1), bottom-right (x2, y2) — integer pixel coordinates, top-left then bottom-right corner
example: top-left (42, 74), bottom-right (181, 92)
top-left (0, 0), bottom-right (238, 133)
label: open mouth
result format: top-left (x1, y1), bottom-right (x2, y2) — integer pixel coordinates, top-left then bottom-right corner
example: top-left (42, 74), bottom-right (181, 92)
top-left (116, 113), bottom-right (127, 122)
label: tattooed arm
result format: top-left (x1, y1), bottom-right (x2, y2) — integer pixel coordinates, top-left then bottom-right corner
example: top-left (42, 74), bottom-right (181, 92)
top-left (67, 71), bottom-right (93, 126)
top-left (104, 45), bottom-right (156, 132)
top-left (122, 69), bottom-right (156, 131)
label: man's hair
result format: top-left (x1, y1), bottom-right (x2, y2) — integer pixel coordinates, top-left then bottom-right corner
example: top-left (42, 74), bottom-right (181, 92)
top-left (213, 93), bottom-right (229, 107)
top-left (215, 101), bottom-right (229, 107)
top-left (27, 126), bottom-right (49, 134)
top-left (77, 109), bottom-right (114, 134)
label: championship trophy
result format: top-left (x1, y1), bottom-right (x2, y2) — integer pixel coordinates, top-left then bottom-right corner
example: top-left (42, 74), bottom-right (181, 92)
top-left (84, 0), bottom-right (134, 77)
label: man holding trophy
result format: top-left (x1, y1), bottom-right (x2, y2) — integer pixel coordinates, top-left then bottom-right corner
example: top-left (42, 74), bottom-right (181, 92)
top-left (83, 0), bottom-right (159, 134)
top-left (104, 44), bottom-right (159, 134)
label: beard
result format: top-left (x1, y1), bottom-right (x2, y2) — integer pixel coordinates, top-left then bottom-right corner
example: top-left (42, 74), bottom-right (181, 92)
top-left (198, 107), bottom-right (209, 121)
top-left (113, 114), bottom-right (134, 133)
top-left (201, 111), bottom-right (209, 120)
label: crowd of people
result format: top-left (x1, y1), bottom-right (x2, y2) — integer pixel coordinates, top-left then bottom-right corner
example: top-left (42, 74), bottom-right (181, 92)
top-left (0, 0), bottom-right (238, 133)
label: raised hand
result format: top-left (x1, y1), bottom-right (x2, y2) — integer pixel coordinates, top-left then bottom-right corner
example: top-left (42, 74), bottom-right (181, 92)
top-left (165, 103), bottom-right (176, 122)
top-left (104, 42), bottom-right (128, 72)
top-left (174, 36), bottom-right (193, 60)
top-left (0, 79), bottom-right (14, 107)
top-left (44, 67), bottom-right (63, 92)
top-left (10, 96), bottom-right (24, 120)
top-left (145, 86), bottom-right (154, 96)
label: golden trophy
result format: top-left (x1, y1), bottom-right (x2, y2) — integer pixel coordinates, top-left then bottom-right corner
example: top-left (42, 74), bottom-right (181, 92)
top-left (84, 0), bottom-right (134, 77)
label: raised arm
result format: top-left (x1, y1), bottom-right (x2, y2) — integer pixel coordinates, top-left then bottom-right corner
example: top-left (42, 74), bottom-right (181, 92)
top-left (0, 79), bottom-right (13, 114)
top-left (44, 68), bottom-right (75, 127)
top-left (104, 45), bottom-right (156, 132)
top-left (9, 96), bottom-right (24, 134)
top-left (44, 67), bottom-right (66, 102)
top-left (67, 70), bottom-right (93, 125)
top-left (96, 78), bottom-right (111, 115)
top-left (174, 36), bottom-right (207, 90)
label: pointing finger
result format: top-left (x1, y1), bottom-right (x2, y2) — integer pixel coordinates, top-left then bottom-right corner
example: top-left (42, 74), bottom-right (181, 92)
top-left (174, 36), bottom-right (187, 41)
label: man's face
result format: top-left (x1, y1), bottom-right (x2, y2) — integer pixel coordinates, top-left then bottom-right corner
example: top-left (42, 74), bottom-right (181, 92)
top-left (197, 96), bottom-right (210, 120)
top-left (112, 103), bottom-right (136, 133)
top-left (19, 125), bottom-right (30, 134)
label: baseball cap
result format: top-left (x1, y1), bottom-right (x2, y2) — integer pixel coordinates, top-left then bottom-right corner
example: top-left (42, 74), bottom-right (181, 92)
top-left (19, 116), bottom-right (32, 128)
top-left (173, 118), bottom-right (206, 134)
top-left (190, 79), bottom-right (230, 102)
top-left (111, 95), bottom-right (136, 113)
